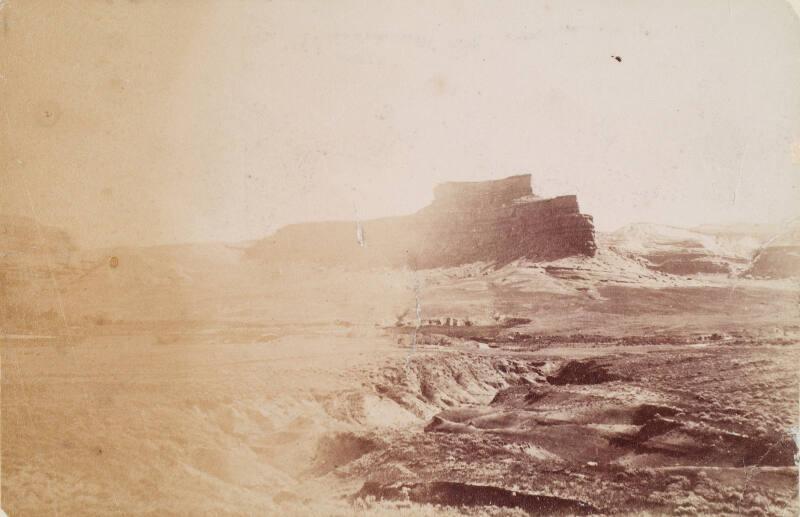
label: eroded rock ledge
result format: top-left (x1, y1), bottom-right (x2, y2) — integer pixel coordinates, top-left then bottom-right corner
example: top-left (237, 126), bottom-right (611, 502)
top-left (250, 174), bottom-right (596, 268)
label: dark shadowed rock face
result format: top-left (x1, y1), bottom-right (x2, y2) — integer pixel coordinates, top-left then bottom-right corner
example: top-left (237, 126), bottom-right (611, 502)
top-left (354, 481), bottom-right (600, 515)
top-left (249, 175), bottom-right (596, 269)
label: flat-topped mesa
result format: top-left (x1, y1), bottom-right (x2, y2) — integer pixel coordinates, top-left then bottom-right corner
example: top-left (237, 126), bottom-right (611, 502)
top-left (415, 176), bottom-right (595, 267)
top-left (249, 175), bottom-right (597, 269)
top-left (430, 174), bottom-right (534, 211)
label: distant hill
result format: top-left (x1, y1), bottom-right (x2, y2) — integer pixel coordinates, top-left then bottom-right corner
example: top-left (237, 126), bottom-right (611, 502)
top-left (0, 214), bottom-right (76, 262)
top-left (2, 211), bottom-right (797, 334)
top-left (742, 220), bottom-right (800, 279)
top-left (600, 223), bottom-right (766, 276)
top-left (1, 215), bottom-right (78, 329)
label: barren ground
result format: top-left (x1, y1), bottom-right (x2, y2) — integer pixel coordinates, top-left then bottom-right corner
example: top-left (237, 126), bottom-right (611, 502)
top-left (3, 322), bottom-right (798, 516)
top-left (2, 252), bottom-right (799, 515)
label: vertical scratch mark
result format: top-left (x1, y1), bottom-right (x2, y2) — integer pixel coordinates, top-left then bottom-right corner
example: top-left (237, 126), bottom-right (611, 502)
top-left (405, 274), bottom-right (422, 368)
top-left (352, 198), bottom-right (366, 248)
top-left (356, 221), bottom-right (366, 248)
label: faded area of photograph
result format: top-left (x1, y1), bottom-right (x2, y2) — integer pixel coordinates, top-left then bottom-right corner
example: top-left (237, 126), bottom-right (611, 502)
top-left (2, 1), bottom-right (799, 516)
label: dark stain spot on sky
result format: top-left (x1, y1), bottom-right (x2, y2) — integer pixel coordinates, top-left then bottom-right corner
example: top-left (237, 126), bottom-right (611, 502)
top-left (35, 101), bottom-right (62, 127)
top-left (612, 55), bottom-right (622, 62)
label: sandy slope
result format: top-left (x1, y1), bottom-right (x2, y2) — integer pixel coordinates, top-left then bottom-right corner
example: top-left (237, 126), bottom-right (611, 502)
top-left (2, 329), bottom-right (414, 516)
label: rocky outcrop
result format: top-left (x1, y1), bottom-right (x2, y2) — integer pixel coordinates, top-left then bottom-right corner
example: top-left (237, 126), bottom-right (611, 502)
top-left (249, 175), bottom-right (596, 269)
top-left (601, 223), bottom-right (757, 276)
top-left (431, 174), bottom-right (534, 211)
top-left (744, 223), bottom-right (800, 279)
top-left (746, 246), bottom-right (800, 278)
top-left (601, 222), bottom-right (800, 279)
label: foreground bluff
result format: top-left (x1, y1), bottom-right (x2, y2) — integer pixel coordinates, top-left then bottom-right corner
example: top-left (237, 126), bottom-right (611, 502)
top-left (249, 175), bottom-right (596, 269)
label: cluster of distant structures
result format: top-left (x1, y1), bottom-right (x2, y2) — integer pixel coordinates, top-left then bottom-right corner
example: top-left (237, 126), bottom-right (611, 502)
top-left (419, 317), bottom-right (473, 327)
top-left (392, 314), bottom-right (475, 328)
top-left (394, 313), bottom-right (534, 329)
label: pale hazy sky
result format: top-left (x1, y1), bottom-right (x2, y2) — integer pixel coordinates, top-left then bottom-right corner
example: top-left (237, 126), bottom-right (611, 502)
top-left (2, 0), bottom-right (799, 248)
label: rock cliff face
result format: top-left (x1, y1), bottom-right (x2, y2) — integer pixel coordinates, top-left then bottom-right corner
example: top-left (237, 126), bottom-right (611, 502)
top-left (250, 175), bottom-right (596, 269)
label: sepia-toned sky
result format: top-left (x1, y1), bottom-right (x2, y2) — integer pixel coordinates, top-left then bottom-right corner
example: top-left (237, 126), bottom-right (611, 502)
top-left (2, 0), bottom-right (799, 248)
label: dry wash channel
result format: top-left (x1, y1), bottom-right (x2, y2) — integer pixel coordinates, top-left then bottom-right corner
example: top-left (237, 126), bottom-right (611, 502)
top-left (330, 337), bottom-right (799, 516)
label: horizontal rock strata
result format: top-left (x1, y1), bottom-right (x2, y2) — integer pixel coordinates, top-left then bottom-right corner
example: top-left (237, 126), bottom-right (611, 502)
top-left (250, 174), bottom-right (596, 268)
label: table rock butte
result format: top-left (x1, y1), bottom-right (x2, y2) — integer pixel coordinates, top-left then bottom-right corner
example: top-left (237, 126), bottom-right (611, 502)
top-left (249, 174), bottom-right (597, 269)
